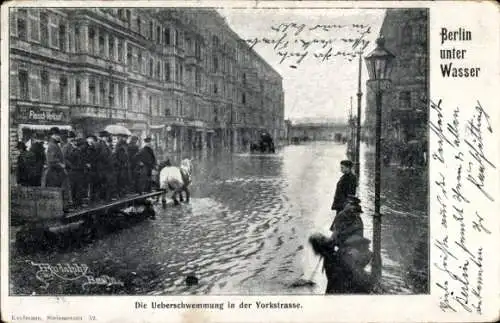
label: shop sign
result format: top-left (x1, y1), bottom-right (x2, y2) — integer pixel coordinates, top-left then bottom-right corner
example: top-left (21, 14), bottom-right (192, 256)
top-left (17, 106), bottom-right (70, 124)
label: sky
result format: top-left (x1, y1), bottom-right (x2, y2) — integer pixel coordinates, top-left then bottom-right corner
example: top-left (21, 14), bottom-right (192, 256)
top-left (218, 8), bottom-right (386, 123)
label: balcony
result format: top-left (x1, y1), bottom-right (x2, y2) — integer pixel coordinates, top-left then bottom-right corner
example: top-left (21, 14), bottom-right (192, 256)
top-left (71, 105), bottom-right (148, 122)
top-left (70, 54), bottom-right (125, 74)
top-left (11, 38), bottom-right (69, 63)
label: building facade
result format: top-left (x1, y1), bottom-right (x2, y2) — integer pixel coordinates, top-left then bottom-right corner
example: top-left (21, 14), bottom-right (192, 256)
top-left (9, 8), bottom-right (285, 165)
top-left (288, 123), bottom-right (348, 142)
top-left (364, 9), bottom-right (428, 163)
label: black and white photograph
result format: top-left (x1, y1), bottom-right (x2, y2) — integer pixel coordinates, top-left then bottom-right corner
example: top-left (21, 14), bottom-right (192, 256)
top-left (6, 5), bottom-right (430, 297)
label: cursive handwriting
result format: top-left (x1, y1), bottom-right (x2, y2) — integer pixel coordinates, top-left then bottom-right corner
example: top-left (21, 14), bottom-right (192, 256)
top-left (432, 98), bottom-right (493, 315)
top-left (247, 22), bottom-right (371, 67)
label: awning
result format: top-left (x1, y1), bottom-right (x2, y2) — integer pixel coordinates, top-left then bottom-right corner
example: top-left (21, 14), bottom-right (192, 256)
top-left (19, 124), bottom-right (73, 131)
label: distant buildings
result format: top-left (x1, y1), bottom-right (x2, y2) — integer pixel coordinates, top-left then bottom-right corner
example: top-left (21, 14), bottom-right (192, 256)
top-left (9, 8), bottom-right (285, 166)
top-left (287, 122), bottom-right (348, 143)
top-left (364, 9), bottom-right (428, 164)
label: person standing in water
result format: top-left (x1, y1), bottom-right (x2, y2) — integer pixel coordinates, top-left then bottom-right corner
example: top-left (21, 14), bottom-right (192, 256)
top-left (331, 160), bottom-right (357, 214)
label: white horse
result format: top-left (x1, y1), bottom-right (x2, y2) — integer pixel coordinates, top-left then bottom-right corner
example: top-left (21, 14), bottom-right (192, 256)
top-left (159, 159), bottom-right (193, 207)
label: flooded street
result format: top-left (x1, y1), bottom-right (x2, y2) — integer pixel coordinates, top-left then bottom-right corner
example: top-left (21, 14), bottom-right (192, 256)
top-left (10, 142), bottom-right (428, 295)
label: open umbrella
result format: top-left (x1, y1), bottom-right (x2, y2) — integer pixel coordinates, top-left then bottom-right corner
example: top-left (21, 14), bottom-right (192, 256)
top-left (104, 124), bottom-right (132, 136)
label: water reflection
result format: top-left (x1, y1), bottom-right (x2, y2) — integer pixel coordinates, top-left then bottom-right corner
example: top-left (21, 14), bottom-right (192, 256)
top-left (10, 142), bottom-right (428, 295)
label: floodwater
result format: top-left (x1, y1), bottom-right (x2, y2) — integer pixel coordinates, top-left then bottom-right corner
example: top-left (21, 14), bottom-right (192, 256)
top-left (10, 142), bottom-right (428, 295)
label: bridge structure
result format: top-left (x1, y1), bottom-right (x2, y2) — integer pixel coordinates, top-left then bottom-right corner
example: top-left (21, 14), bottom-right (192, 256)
top-left (287, 122), bottom-right (349, 143)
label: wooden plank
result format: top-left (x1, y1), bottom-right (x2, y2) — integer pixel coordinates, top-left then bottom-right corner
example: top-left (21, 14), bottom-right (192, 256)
top-left (62, 190), bottom-right (164, 221)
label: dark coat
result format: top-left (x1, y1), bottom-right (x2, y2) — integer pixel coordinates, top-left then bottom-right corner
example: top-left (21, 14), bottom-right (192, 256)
top-left (30, 141), bottom-right (46, 179)
top-left (65, 144), bottom-right (85, 171)
top-left (329, 209), bottom-right (364, 246)
top-left (45, 139), bottom-right (67, 187)
top-left (112, 141), bottom-right (130, 178)
top-left (17, 150), bottom-right (36, 185)
top-left (128, 143), bottom-right (139, 170)
top-left (96, 140), bottom-right (113, 171)
top-left (136, 145), bottom-right (156, 174)
top-left (331, 172), bottom-right (357, 211)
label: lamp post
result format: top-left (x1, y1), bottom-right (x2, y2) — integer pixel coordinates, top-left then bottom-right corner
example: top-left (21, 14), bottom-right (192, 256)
top-left (355, 51), bottom-right (363, 183)
top-left (364, 36), bottom-right (395, 284)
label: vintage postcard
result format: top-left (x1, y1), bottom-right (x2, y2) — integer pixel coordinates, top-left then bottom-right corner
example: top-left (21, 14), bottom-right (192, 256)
top-left (1, 0), bottom-right (499, 322)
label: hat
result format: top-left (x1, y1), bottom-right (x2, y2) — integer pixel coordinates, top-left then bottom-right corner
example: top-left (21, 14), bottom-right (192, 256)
top-left (130, 135), bottom-right (139, 141)
top-left (17, 141), bottom-right (27, 150)
top-left (144, 136), bottom-right (152, 143)
top-left (49, 127), bottom-right (61, 136)
top-left (67, 131), bottom-right (76, 139)
top-left (76, 138), bottom-right (86, 146)
top-left (86, 134), bottom-right (97, 141)
top-left (98, 130), bottom-right (110, 137)
top-left (346, 194), bottom-right (361, 205)
top-left (340, 160), bottom-right (353, 168)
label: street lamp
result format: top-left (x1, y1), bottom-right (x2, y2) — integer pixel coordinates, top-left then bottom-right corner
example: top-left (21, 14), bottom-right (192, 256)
top-left (364, 36), bottom-right (395, 284)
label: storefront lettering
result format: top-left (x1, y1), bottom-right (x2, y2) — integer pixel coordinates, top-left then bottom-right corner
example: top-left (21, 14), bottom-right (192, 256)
top-left (28, 110), bottom-right (65, 121)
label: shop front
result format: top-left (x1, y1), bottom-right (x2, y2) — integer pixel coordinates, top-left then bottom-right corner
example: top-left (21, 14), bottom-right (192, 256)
top-left (15, 105), bottom-right (72, 147)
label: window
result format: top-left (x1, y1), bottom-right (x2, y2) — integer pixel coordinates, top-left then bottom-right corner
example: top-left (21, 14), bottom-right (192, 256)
top-left (137, 51), bottom-right (142, 73)
top-left (49, 16), bottom-right (58, 48)
top-left (195, 68), bottom-right (201, 89)
top-left (74, 26), bottom-right (81, 52)
top-left (41, 70), bottom-right (49, 102)
top-left (28, 9), bottom-right (40, 42)
top-left (164, 62), bottom-right (170, 81)
top-left (127, 44), bottom-right (132, 66)
top-left (242, 92), bottom-right (246, 104)
top-left (243, 73), bottom-right (246, 84)
top-left (149, 21), bottom-right (154, 40)
top-left (150, 58), bottom-right (154, 77)
top-left (137, 17), bottom-right (141, 34)
top-left (17, 9), bottom-right (28, 40)
top-left (18, 70), bottom-right (29, 100)
top-left (40, 11), bottom-right (48, 46)
top-left (175, 29), bottom-right (180, 47)
top-left (399, 91), bottom-right (411, 109)
top-left (89, 78), bottom-right (96, 104)
top-left (127, 87), bottom-right (132, 110)
top-left (99, 80), bottom-right (106, 106)
top-left (59, 76), bottom-right (68, 103)
top-left (109, 36), bottom-right (114, 60)
top-left (109, 83), bottom-right (114, 107)
top-left (213, 83), bottom-right (218, 94)
top-left (75, 79), bottom-right (81, 103)
top-left (156, 25), bottom-right (161, 44)
top-left (213, 55), bottom-right (219, 72)
top-left (148, 96), bottom-right (153, 115)
top-left (195, 40), bottom-right (201, 58)
top-left (58, 23), bottom-right (66, 51)
top-left (117, 39), bottom-right (123, 62)
top-left (156, 61), bottom-right (161, 79)
top-left (164, 27), bottom-right (170, 45)
top-left (88, 28), bottom-right (95, 54)
top-left (118, 84), bottom-right (124, 107)
top-left (126, 10), bottom-right (131, 27)
top-left (99, 33), bottom-right (105, 57)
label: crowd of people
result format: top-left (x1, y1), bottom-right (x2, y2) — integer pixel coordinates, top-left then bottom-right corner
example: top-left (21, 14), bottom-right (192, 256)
top-left (16, 127), bottom-right (157, 211)
top-left (309, 159), bottom-right (373, 294)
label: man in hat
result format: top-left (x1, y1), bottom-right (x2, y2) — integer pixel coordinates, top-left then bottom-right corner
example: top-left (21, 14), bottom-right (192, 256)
top-left (16, 141), bottom-right (35, 186)
top-left (95, 130), bottom-right (114, 201)
top-left (331, 160), bottom-right (357, 213)
top-left (28, 133), bottom-right (46, 186)
top-left (84, 135), bottom-right (99, 202)
top-left (65, 137), bottom-right (87, 208)
top-left (45, 127), bottom-right (71, 209)
top-left (135, 135), bottom-right (157, 193)
top-left (127, 136), bottom-right (140, 193)
top-left (111, 134), bottom-right (130, 198)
